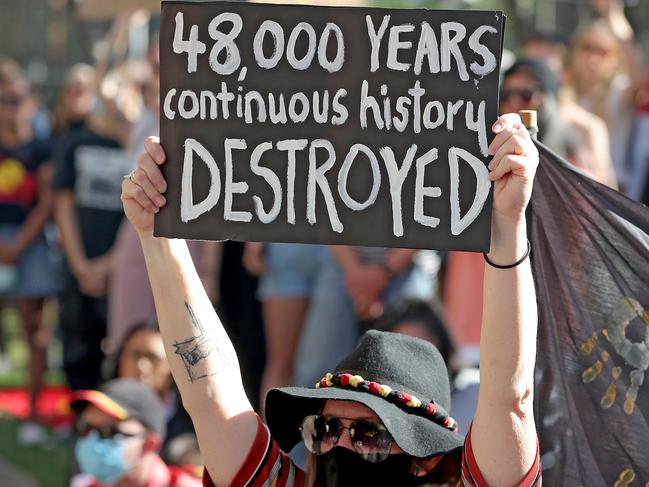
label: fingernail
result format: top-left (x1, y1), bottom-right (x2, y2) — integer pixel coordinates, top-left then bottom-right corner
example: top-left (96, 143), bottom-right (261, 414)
top-left (488, 160), bottom-right (494, 170)
top-left (493, 122), bottom-right (502, 132)
top-left (156, 196), bottom-right (166, 207)
top-left (150, 205), bottom-right (158, 213)
top-left (488, 146), bottom-right (495, 156)
top-left (489, 172), bottom-right (497, 181)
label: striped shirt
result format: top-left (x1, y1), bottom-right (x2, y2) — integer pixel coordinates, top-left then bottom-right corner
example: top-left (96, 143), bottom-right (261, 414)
top-left (203, 416), bottom-right (541, 487)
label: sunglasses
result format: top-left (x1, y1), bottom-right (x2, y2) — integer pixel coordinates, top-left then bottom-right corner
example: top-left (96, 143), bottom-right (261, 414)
top-left (300, 415), bottom-right (394, 463)
top-left (500, 87), bottom-right (539, 104)
top-left (75, 418), bottom-right (144, 440)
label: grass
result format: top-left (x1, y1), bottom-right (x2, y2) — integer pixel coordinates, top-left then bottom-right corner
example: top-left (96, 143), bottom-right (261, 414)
top-left (0, 417), bottom-right (71, 487)
top-left (0, 306), bottom-right (65, 388)
top-left (0, 304), bottom-right (69, 487)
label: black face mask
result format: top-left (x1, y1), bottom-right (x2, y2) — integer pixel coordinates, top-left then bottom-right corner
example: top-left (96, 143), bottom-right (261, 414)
top-left (318, 447), bottom-right (421, 487)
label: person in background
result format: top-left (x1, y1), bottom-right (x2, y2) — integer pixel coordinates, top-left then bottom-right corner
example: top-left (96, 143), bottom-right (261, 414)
top-left (51, 64), bottom-right (96, 146)
top-left (218, 241), bottom-right (266, 411)
top-left (292, 245), bottom-right (437, 391)
top-left (567, 0), bottom-right (645, 192)
top-left (627, 76), bottom-right (649, 202)
top-left (71, 378), bottom-right (201, 487)
top-left (111, 321), bottom-right (201, 466)
top-left (53, 67), bottom-right (137, 391)
top-left (373, 299), bottom-right (478, 435)
top-left (243, 242), bottom-right (328, 406)
top-left (500, 58), bottom-right (617, 186)
top-left (0, 58), bottom-right (51, 142)
top-left (521, 31), bottom-right (568, 81)
top-left (108, 55), bottom-right (219, 352)
top-left (372, 299), bottom-right (454, 366)
top-left (500, 59), bottom-right (578, 158)
top-left (522, 31), bottom-right (617, 188)
top-left (0, 62), bottom-right (59, 445)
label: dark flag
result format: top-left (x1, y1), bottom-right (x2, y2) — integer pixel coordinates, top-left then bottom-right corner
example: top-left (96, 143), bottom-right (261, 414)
top-left (530, 142), bottom-right (649, 485)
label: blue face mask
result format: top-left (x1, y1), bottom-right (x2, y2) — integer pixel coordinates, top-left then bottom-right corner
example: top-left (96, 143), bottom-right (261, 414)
top-left (75, 430), bottom-right (132, 486)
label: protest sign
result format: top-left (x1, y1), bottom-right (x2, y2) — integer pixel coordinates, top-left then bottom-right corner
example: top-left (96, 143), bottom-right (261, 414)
top-left (155, 1), bottom-right (505, 251)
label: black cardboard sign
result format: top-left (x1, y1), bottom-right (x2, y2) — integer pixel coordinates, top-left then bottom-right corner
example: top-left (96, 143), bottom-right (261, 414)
top-left (156, 1), bottom-right (505, 251)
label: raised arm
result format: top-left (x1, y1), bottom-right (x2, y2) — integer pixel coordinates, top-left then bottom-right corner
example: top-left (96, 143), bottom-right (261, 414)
top-left (471, 114), bottom-right (540, 486)
top-left (121, 137), bottom-right (257, 487)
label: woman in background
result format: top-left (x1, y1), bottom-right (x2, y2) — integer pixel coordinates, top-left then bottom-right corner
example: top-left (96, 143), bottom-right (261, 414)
top-left (0, 63), bottom-right (58, 445)
top-left (567, 0), bottom-right (645, 192)
top-left (112, 321), bottom-right (201, 466)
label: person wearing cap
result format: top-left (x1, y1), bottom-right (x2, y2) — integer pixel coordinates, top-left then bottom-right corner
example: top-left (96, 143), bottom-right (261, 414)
top-left (71, 378), bottom-right (202, 487)
top-left (121, 112), bottom-right (540, 486)
top-left (500, 58), bottom-right (580, 160)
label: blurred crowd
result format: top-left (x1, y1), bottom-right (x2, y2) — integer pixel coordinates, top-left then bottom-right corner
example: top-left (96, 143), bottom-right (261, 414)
top-left (0, 0), bottom-right (647, 485)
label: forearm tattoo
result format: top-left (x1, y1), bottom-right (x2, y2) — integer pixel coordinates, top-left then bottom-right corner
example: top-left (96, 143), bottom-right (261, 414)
top-left (173, 303), bottom-right (234, 382)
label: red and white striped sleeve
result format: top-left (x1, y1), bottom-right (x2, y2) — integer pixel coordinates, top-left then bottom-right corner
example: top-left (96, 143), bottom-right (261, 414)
top-left (202, 415), bottom-right (305, 487)
top-left (461, 427), bottom-right (541, 487)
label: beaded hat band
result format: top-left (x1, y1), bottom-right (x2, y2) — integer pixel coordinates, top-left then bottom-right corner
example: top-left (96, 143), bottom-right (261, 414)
top-left (316, 372), bottom-right (458, 433)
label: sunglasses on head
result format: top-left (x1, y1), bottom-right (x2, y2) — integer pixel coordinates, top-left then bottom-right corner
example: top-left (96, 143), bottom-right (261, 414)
top-left (75, 418), bottom-right (144, 440)
top-left (300, 414), bottom-right (394, 463)
top-left (500, 87), bottom-right (539, 104)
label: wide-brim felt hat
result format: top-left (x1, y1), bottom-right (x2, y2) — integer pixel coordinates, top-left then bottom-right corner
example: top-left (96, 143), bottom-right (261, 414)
top-left (265, 330), bottom-right (464, 459)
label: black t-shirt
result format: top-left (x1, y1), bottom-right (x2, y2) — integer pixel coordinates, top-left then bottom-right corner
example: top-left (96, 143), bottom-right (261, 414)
top-left (51, 119), bottom-right (87, 162)
top-left (0, 138), bottom-right (52, 225)
top-left (53, 128), bottom-right (130, 259)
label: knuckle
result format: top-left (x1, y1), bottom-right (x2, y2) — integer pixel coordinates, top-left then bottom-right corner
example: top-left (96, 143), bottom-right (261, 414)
top-left (502, 113), bottom-right (520, 127)
top-left (133, 168), bottom-right (145, 184)
top-left (502, 154), bottom-right (516, 165)
top-left (513, 135), bottom-right (526, 153)
top-left (156, 177), bottom-right (167, 191)
top-left (137, 153), bottom-right (147, 167)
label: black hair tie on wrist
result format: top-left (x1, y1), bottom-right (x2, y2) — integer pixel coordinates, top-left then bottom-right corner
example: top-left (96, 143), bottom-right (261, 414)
top-left (483, 239), bottom-right (531, 269)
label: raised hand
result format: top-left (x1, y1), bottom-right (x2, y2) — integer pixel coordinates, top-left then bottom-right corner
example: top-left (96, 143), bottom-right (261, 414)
top-left (487, 113), bottom-right (539, 224)
top-left (121, 136), bottom-right (168, 237)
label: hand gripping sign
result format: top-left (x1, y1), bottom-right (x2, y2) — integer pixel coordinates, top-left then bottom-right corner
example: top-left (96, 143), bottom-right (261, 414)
top-left (156, 1), bottom-right (505, 251)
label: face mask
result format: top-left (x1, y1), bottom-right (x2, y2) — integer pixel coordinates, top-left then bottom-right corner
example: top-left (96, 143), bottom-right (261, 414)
top-left (75, 430), bottom-right (132, 486)
top-left (318, 447), bottom-right (420, 487)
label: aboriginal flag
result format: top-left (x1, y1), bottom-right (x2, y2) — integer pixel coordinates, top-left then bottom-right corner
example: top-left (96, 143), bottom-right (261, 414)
top-left (530, 142), bottom-right (649, 485)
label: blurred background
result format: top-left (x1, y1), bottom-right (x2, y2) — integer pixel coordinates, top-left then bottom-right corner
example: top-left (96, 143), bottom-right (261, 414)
top-left (0, 0), bottom-right (647, 486)
top-left (2, 0), bottom-right (648, 105)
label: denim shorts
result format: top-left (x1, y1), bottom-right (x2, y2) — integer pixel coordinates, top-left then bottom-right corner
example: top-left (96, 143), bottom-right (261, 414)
top-left (0, 224), bottom-right (60, 298)
top-left (257, 243), bottom-right (329, 300)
